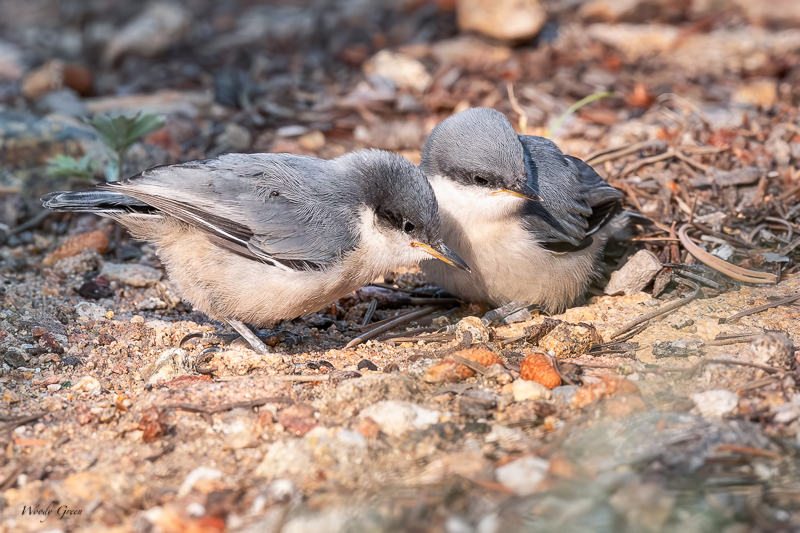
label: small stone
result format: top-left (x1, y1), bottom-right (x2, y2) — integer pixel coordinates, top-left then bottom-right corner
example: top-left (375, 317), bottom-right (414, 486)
top-left (43, 230), bottom-right (109, 267)
top-left (692, 390), bottom-right (739, 418)
top-left (604, 250), bottom-right (662, 295)
top-left (749, 331), bottom-right (795, 370)
top-left (142, 348), bottom-right (188, 384)
top-left (495, 456), bottom-right (549, 496)
top-left (356, 416), bottom-right (380, 439)
top-left (46, 383), bottom-right (61, 392)
top-left (101, 262), bottom-right (162, 287)
top-left (511, 379), bottom-right (551, 402)
top-left (2, 388), bottom-right (20, 403)
top-left (356, 359), bottom-right (378, 372)
top-left (732, 78), bottom-right (778, 108)
top-left (665, 315), bottom-right (694, 330)
top-left (75, 302), bottom-right (107, 321)
top-left (3, 346), bottom-right (29, 368)
top-left (178, 466), bottom-right (223, 497)
top-left (71, 375), bottom-right (101, 392)
top-left (539, 322), bottom-right (603, 358)
top-left (652, 338), bottom-right (704, 358)
top-left (455, 316), bottom-right (490, 345)
top-left (215, 408), bottom-right (260, 449)
top-left (359, 401), bottom-right (440, 436)
top-left (457, 0), bottom-right (546, 43)
top-left (104, 2), bottom-right (191, 64)
top-left (363, 50), bottom-right (432, 93)
top-left (550, 385), bottom-right (579, 404)
top-left (297, 130), bottom-right (326, 151)
top-left (41, 395), bottom-right (63, 412)
top-left (484, 363), bottom-right (513, 385)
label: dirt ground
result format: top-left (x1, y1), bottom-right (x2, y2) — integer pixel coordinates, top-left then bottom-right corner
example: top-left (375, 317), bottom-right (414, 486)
top-left (2, 1), bottom-right (800, 532)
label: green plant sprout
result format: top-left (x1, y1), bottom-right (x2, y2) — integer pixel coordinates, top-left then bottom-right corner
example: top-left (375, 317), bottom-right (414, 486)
top-left (46, 111), bottom-right (165, 183)
top-left (547, 91), bottom-right (615, 138)
top-left (45, 154), bottom-right (97, 182)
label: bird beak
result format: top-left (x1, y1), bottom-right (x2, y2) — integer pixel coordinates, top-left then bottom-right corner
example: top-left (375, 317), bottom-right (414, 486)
top-left (411, 242), bottom-right (471, 272)
top-left (491, 182), bottom-right (542, 202)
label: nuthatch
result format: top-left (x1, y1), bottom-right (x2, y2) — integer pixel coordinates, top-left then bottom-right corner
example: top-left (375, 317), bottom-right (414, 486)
top-left (420, 107), bottom-right (624, 314)
top-left (43, 150), bottom-right (468, 354)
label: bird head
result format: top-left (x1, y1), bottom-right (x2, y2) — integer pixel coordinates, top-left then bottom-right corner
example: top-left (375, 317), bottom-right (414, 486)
top-left (420, 107), bottom-right (542, 207)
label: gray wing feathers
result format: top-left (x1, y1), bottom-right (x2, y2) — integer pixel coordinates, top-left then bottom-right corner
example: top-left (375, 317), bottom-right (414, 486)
top-left (519, 136), bottom-right (621, 247)
top-left (106, 153), bottom-right (359, 266)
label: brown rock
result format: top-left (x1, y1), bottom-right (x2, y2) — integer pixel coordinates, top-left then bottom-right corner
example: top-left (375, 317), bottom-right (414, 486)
top-left (571, 376), bottom-right (640, 408)
top-left (357, 416), bottom-right (380, 439)
top-left (604, 250), bottom-right (662, 295)
top-left (43, 231), bottom-right (109, 267)
top-left (732, 78), bottom-right (778, 108)
top-left (423, 347), bottom-right (503, 383)
top-left (278, 403), bottom-right (317, 437)
top-left (520, 352), bottom-right (561, 389)
top-left (456, 0), bottom-right (546, 42)
top-left (539, 322), bottom-right (603, 358)
top-left (21, 60), bottom-right (93, 100)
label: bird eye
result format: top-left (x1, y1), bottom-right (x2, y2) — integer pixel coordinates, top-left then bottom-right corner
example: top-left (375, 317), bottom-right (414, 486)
top-left (403, 221), bottom-right (416, 234)
top-left (269, 190), bottom-right (280, 198)
top-left (474, 176), bottom-right (489, 186)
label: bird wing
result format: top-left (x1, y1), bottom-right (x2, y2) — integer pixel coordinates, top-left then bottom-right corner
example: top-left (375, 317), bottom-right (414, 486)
top-left (518, 136), bottom-right (622, 253)
top-left (105, 153), bottom-right (359, 269)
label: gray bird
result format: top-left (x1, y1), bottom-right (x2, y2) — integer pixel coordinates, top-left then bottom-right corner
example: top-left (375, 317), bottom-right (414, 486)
top-left (420, 107), bottom-right (624, 314)
top-left (42, 150), bottom-right (469, 355)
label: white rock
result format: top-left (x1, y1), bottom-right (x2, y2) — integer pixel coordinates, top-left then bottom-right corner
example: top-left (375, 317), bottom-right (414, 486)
top-left (178, 466), bottom-right (223, 497)
top-left (101, 262), bottom-right (162, 287)
top-left (363, 50), bottom-right (432, 93)
top-left (495, 456), bottom-right (549, 496)
top-left (142, 348), bottom-right (188, 384)
top-left (75, 302), bottom-right (107, 321)
top-left (71, 375), bottom-right (101, 392)
top-left (511, 379), bottom-right (551, 402)
top-left (104, 2), bottom-right (190, 64)
top-left (457, 0), bottom-right (546, 42)
top-left (455, 316), bottom-right (490, 345)
top-left (692, 390), bottom-right (739, 418)
top-left (605, 249), bottom-right (662, 295)
top-left (359, 401), bottom-right (440, 436)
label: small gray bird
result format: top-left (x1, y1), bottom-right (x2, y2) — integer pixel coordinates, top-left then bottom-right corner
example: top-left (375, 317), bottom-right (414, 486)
top-left (420, 107), bottom-right (624, 314)
top-left (42, 150), bottom-right (469, 354)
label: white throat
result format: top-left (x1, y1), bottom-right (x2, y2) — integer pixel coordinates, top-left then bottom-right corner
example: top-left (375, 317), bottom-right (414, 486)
top-left (427, 174), bottom-right (525, 223)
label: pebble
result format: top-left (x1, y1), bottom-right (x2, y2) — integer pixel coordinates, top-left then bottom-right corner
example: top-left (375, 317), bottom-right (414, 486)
top-left (71, 375), bottom-right (101, 392)
top-left (550, 385), bottom-right (579, 404)
top-left (142, 348), bottom-right (188, 384)
top-left (359, 401), bottom-right (440, 436)
top-left (692, 390), bottom-right (739, 418)
top-left (605, 249), bottom-right (663, 295)
top-left (749, 331), bottom-right (795, 370)
top-left (457, 0), bottom-right (546, 42)
top-left (495, 455), bottom-right (550, 496)
top-left (539, 322), bottom-right (602, 359)
top-left (178, 466), bottom-right (223, 497)
top-left (455, 316), bottom-right (490, 345)
top-left (363, 50), bottom-right (432, 93)
top-left (75, 302), bottom-right (107, 321)
top-left (511, 379), bottom-right (551, 402)
top-left (101, 262), bottom-right (163, 287)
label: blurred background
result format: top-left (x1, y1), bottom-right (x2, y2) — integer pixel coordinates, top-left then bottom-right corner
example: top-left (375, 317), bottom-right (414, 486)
top-left (3, 2), bottom-right (800, 532)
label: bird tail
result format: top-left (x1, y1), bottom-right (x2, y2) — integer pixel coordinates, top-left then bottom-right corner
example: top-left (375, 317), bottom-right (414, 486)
top-left (41, 190), bottom-right (151, 214)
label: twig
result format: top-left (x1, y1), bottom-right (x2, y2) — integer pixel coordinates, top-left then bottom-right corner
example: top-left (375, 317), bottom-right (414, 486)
top-left (737, 375), bottom-right (782, 393)
top-left (716, 444), bottom-right (782, 461)
top-left (361, 299), bottom-right (378, 328)
top-left (720, 294), bottom-right (800, 324)
top-left (452, 354), bottom-right (487, 375)
top-left (669, 358), bottom-right (787, 376)
top-left (0, 413), bottom-right (45, 433)
top-left (611, 279), bottom-right (700, 339)
top-left (346, 306), bottom-right (437, 349)
top-left (619, 150), bottom-right (674, 176)
top-left (678, 225), bottom-right (777, 284)
top-left (506, 82), bottom-right (528, 135)
top-left (766, 217), bottom-right (794, 243)
top-left (548, 91), bottom-right (616, 138)
top-left (165, 396), bottom-right (293, 414)
top-left (705, 335), bottom-right (759, 346)
top-left (584, 140), bottom-right (667, 166)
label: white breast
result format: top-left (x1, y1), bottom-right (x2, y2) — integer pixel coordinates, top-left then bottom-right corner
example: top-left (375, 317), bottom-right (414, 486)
top-left (422, 175), bottom-right (611, 312)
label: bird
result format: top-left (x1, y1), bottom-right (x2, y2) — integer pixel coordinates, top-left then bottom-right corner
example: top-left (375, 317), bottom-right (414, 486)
top-left (42, 149), bottom-right (469, 356)
top-left (419, 107), bottom-right (625, 315)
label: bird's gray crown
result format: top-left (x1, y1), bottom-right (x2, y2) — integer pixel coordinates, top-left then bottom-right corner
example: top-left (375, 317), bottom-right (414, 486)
top-left (420, 107), bottom-right (526, 190)
top-left (336, 149), bottom-right (442, 246)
